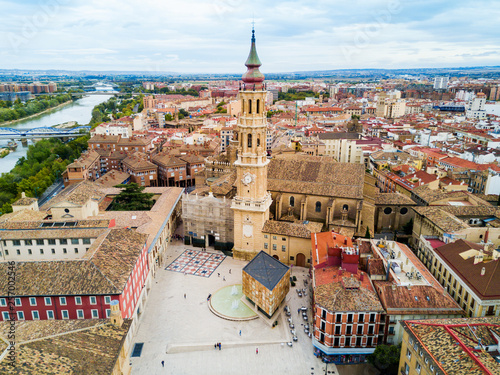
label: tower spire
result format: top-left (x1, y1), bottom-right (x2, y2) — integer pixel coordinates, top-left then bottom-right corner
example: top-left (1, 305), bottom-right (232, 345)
top-left (242, 28), bottom-right (264, 87)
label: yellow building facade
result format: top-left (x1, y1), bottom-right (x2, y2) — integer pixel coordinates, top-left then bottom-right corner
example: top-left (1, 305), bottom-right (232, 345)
top-left (232, 30), bottom-right (272, 260)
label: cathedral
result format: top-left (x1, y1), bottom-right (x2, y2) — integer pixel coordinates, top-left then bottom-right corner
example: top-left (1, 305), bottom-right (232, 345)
top-left (182, 30), bottom-right (366, 265)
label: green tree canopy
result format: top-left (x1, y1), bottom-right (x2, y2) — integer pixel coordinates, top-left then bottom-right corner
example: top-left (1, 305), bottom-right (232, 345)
top-left (111, 183), bottom-right (155, 211)
top-left (367, 344), bottom-right (401, 375)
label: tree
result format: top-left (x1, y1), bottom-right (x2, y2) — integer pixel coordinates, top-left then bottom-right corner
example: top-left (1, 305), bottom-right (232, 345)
top-left (367, 344), bottom-right (401, 374)
top-left (179, 108), bottom-right (189, 117)
top-left (165, 113), bottom-right (173, 121)
top-left (364, 226), bottom-right (371, 239)
top-left (111, 183), bottom-right (155, 211)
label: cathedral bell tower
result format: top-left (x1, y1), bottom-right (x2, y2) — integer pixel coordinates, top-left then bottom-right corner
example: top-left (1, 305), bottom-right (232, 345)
top-left (231, 29), bottom-right (271, 261)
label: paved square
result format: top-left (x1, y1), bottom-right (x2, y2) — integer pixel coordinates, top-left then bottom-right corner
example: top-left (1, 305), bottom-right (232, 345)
top-left (166, 249), bottom-right (226, 277)
top-left (130, 240), bottom-right (336, 375)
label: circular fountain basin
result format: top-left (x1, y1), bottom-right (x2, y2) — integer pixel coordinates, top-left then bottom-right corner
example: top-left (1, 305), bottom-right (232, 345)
top-left (208, 284), bottom-right (257, 321)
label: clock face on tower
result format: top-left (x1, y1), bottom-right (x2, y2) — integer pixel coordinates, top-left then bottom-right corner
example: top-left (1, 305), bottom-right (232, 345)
top-left (242, 173), bottom-right (254, 186)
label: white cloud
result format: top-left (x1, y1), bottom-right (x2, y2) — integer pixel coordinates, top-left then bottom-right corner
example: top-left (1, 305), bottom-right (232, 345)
top-left (0, 0), bottom-right (499, 72)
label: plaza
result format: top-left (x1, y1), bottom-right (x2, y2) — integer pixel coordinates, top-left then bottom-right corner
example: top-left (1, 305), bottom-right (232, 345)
top-left (129, 238), bottom-right (338, 375)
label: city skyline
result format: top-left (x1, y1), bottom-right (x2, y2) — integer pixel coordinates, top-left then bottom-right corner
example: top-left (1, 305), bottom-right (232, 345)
top-left (1, 0), bottom-right (500, 74)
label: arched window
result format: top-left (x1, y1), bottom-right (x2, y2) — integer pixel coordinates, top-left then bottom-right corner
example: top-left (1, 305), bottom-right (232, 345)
top-left (241, 99), bottom-right (245, 114)
top-left (257, 136), bottom-right (261, 147)
top-left (248, 99), bottom-right (252, 114)
top-left (247, 133), bottom-right (252, 148)
top-left (315, 201), bottom-right (321, 212)
top-left (256, 99), bottom-right (260, 114)
top-left (342, 204), bottom-right (349, 211)
top-left (290, 196), bottom-right (295, 207)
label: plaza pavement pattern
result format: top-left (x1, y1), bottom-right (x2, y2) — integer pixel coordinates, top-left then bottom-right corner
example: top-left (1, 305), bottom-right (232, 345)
top-left (166, 249), bottom-right (226, 277)
top-left (130, 239), bottom-right (338, 375)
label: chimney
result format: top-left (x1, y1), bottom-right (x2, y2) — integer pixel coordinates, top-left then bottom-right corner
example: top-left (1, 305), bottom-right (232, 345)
top-left (109, 300), bottom-right (123, 327)
top-left (21, 192), bottom-right (26, 198)
top-left (481, 267), bottom-right (486, 276)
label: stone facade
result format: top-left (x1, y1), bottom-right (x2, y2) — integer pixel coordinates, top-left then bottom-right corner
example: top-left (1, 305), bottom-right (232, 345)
top-left (182, 192), bottom-right (234, 251)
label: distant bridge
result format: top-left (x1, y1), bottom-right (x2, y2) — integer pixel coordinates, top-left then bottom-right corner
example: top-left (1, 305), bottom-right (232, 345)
top-left (0, 126), bottom-right (90, 140)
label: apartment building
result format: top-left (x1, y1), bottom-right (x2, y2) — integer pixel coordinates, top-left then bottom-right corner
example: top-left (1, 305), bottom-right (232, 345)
top-left (367, 239), bottom-right (463, 345)
top-left (318, 132), bottom-right (362, 163)
top-left (311, 232), bottom-right (385, 365)
top-left (417, 237), bottom-right (500, 318)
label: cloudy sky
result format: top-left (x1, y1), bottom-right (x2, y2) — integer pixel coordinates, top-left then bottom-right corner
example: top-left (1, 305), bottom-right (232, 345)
top-left (1, 0), bottom-right (499, 73)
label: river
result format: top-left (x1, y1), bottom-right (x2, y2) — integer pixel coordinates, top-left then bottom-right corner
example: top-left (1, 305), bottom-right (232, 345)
top-left (0, 94), bottom-right (113, 175)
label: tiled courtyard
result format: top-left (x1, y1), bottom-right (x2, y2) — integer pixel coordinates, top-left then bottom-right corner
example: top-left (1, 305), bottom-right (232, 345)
top-left (166, 249), bottom-right (226, 277)
top-left (130, 239), bottom-right (337, 375)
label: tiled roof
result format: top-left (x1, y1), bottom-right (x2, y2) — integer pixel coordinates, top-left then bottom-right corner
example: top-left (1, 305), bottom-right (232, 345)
top-left (268, 154), bottom-right (364, 199)
top-left (0, 228), bottom-right (148, 296)
top-left (318, 132), bottom-right (360, 140)
top-left (66, 149), bottom-right (100, 169)
top-left (152, 153), bottom-right (186, 167)
top-left (262, 220), bottom-right (323, 239)
top-left (0, 227), bottom-right (105, 240)
top-left (374, 282), bottom-right (462, 315)
top-left (413, 206), bottom-right (470, 233)
top-left (412, 185), bottom-right (469, 204)
top-left (88, 228), bottom-right (147, 291)
top-left (0, 259), bottom-right (118, 296)
top-left (88, 134), bottom-right (121, 143)
top-left (12, 196), bottom-right (37, 206)
top-left (0, 209), bottom-right (47, 223)
top-left (117, 136), bottom-right (153, 146)
top-left (95, 170), bottom-right (130, 188)
top-left (315, 278), bottom-right (384, 313)
top-left (93, 187), bottom-right (184, 254)
top-left (41, 181), bottom-right (107, 210)
top-left (179, 154), bottom-right (205, 164)
top-left (403, 317), bottom-right (500, 375)
top-left (0, 319), bottom-right (132, 375)
top-left (122, 152), bottom-right (156, 170)
top-left (242, 251), bottom-right (289, 291)
top-left (375, 193), bottom-right (416, 206)
top-left (434, 239), bottom-right (500, 300)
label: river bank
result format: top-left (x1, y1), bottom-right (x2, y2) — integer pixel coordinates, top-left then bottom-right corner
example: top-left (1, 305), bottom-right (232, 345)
top-left (0, 94), bottom-right (113, 175)
top-left (0, 148), bottom-right (10, 158)
top-left (0, 99), bottom-right (74, 127)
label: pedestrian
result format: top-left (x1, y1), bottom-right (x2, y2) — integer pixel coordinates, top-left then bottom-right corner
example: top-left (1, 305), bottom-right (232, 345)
top-left (256, 348), bottom-right (258, 354)
top-left (298, 308), bottom-right (300, 315)
top-left (239, 330), bottom-right (241, 336)
top-left (218, 273), bottom-right (220, 277)
top-left (229, 269), bottom-right (231, 274)
top-left (223, 276), bottom-right (226, 281)
top-left (161, 360), bottom-right (164, 367)
top-left (214, 343), bottom-right (217, 350)
top-left (184, 293), bottom-right (186, 299)
top-left (218, 343), bottom-right (221, 350)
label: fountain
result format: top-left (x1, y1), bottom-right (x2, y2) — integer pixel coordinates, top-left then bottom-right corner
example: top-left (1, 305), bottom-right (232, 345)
top-left (208, 284), bottom-right (258, 321)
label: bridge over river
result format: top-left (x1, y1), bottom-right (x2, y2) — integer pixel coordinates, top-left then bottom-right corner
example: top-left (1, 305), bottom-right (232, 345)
top-left (0, 126), bottom-right (90, 140)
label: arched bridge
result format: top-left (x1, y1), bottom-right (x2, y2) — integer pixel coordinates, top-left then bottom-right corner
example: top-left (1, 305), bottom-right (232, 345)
top-left (0, 126), bottom-right (90, 140)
